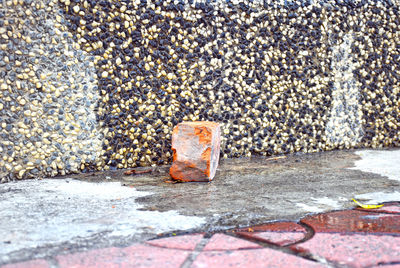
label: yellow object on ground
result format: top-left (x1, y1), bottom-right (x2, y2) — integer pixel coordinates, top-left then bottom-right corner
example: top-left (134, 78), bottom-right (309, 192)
top-left (352, 198), bottom-right (384, 209)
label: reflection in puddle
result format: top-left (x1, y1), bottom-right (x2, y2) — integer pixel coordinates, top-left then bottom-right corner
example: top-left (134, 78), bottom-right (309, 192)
top-left (301, 209), bottom-right (400, 234)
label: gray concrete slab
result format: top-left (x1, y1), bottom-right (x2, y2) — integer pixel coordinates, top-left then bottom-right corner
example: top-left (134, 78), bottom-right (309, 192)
top-left (1, 148), bottom-right (399, 265)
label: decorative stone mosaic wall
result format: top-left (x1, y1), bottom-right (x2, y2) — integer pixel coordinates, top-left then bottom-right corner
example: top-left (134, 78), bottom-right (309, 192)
top-left (1, 0), bottom-right (399, 182)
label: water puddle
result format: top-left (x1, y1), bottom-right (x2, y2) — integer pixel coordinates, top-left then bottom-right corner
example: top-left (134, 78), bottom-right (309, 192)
top-left (301, 209), bottom-right (400, 234)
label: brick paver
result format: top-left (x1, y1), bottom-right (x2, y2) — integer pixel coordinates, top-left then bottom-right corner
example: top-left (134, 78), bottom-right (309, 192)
top-left (238, 231), bottom-right (306, 247)
top-left (57, 244), bottom-right (190, 268)
top-left (293, 207), bottom-right (400, 267)
top-left (292, 233), bottom-right (400, 268)
top-left (1, 259), bottom-right (50, 268)
top-left (234, 222), bottom-right (307, 246)
top-left (56, 247), bottom-right (126, 268)
top-left (202, 233), bottom-right (262, 251)
top-left (146, 234), bottom-right (204, 250)
top-left (370, 265), bottom-right (400, 268)
top-left (191, 248), bottom-right (325, 268)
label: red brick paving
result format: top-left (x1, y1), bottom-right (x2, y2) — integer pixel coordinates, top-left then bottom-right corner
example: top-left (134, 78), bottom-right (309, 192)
top-left (292, 233), bottom-right (400, 268)
top-left (56, 247), bottom-right (126, 268)
top-left (56, 244), bottom-right (190, 268)
top-left (293, 205), bottom-right (400, 267)
top-left (202, 233), bottom-right (262, 251)
top-left (146, 233), bottom-right (204, 250)
top-left (237, 231), bottom-right (306, 247)
top-left (1, 259), bottom-right (50, 268)
top-left (191, 248), bottom-right (325, 268)
top-left (122, 244), bottom-right (190, 268)
top-left (370, 264), bottom-right (400, 268)
top-left (234, 222), bottom-right (307, 246)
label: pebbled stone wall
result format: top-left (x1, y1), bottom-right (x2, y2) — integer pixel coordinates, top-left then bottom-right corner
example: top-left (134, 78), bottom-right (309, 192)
top-left (1, 0), bottom-right (399, 182)
top-left (0, 0), bottom-right (103, 181)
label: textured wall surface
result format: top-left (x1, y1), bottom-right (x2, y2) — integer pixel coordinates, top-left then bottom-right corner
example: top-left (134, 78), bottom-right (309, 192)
top-left (0, 0), bottom-right (399, 182)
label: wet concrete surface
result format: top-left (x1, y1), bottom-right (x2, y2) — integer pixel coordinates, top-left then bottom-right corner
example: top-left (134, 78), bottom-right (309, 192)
top-left (78, 149), bottom-right (400, 229)
top-left (1, 148), bottom-right (400, 265)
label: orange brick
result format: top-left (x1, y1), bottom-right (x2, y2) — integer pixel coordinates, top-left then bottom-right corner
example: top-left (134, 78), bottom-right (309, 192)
top-left (170, 121), bottom-right (221, 182)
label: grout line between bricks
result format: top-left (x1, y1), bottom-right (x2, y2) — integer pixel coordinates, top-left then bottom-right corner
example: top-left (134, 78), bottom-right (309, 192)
top-left (180, 235), bottom-right (211, 268)
top-left (293, 221), bottom-right (315, 246)
top-left (47, 257), bottom-right (59, 268)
